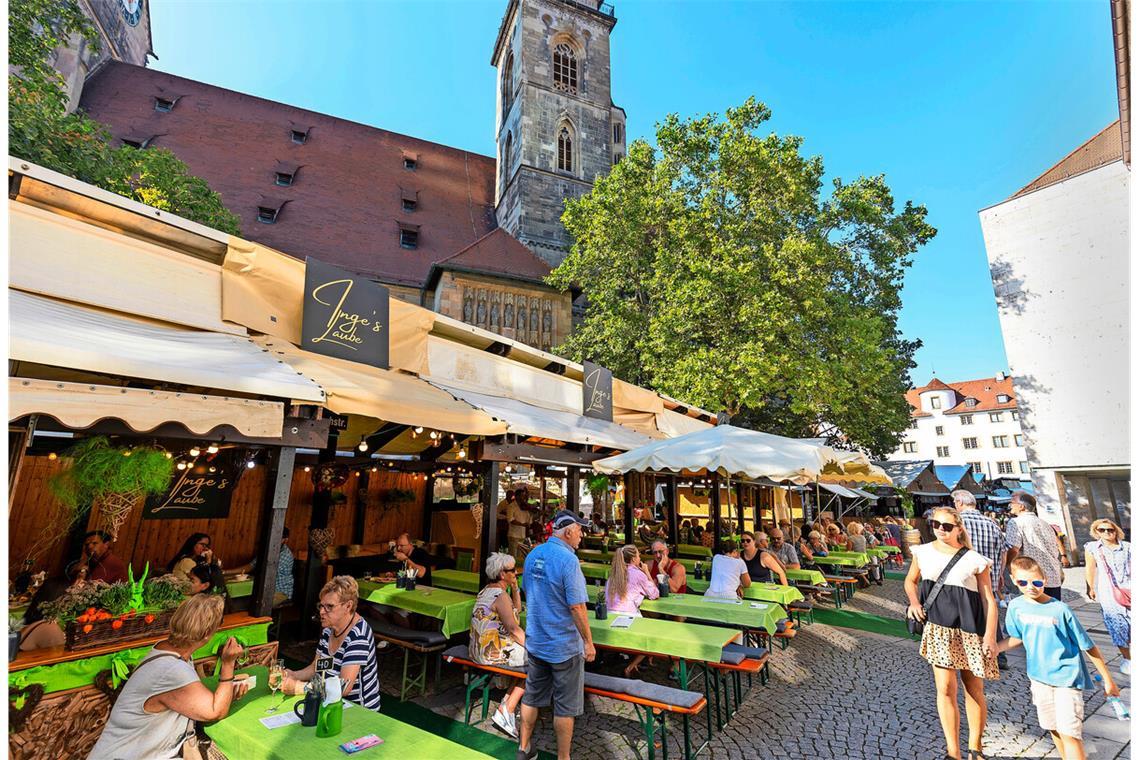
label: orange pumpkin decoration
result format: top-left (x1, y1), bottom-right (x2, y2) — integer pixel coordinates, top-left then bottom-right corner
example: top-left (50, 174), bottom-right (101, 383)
top-left (82, 624), bottom-right (93, 634)
top-left (111, 620), bottom-right (123, 630)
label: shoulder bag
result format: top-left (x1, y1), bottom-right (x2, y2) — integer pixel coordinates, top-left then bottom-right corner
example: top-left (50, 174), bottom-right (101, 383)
top-left (907, 547), bottom-right (969, 637)
top-left (1098, 545), bottom-right (1131, 609)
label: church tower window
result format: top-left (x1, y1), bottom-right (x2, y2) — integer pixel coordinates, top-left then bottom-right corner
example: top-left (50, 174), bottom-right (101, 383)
top-left (501, 51), bottom-right (515, 116)
top-left (552, 43), bottom-right (578, 94)
top-left (502, 132), bottom-right (513, 189)
top-left (557, 126), bottom-right (572, 172)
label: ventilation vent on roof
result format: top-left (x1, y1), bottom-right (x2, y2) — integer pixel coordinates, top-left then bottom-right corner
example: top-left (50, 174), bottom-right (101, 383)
top-left (153, 96), bottom-right (179, 113)
top-left (257, 206), bottom-right (280, 224)
top-left (398, 221), bottom-right (420, 249)
top-left (402, 151), bottom-right (419, 171)
top-left (290, 128), bottom-right (311, 145)
top-left (275, 171), bottom-right (295, 187)
top-left (400, 187), bottom-right (418, 212)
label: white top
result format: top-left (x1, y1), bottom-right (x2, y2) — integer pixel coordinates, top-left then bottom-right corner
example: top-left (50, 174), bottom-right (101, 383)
top-left (911, 543), bottom-right (992, 593)
top-left (507, 501), bottom-right (532, 539)
top-left (87, 648), bottom-right (200, 759)
top-left (704, 554), bottom-right (748, 599)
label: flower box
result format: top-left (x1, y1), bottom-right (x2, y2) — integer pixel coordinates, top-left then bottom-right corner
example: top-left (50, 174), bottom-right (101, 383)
top-left (64, 609), bottom-right (174, 651)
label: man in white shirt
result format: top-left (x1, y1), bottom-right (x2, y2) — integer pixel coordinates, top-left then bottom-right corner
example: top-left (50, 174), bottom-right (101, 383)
top-left (507, 487), bottom-right (533, 558)
top-left (1005, 491), bottom-right (1064, 600)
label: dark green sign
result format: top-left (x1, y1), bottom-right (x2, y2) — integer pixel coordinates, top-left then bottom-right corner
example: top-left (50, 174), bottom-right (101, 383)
top-left (301, 257), bottom-right (390, 369)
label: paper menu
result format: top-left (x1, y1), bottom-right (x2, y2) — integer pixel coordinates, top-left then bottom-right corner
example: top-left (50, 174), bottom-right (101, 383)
top-left (610, 616), bottom-right (635, 628)
top-left (260, 711), bottom-right (300, 730)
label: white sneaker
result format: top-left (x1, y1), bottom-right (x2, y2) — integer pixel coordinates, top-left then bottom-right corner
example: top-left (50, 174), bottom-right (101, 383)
top-left (1121, 660), bottom-right (1131, 676)
top-left (492, 706), bottom-right (518, 739)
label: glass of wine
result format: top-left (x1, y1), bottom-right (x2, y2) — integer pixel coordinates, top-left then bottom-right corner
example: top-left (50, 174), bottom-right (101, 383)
top-left (266, 659), bottom-right (285, 712)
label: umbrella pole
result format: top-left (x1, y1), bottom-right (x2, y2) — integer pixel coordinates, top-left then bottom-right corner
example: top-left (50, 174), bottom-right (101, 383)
top-left (711, 473), bottom-right (722, 552)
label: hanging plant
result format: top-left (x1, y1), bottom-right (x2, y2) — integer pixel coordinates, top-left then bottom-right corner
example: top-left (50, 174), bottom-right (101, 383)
top-left (311, 463), bottom-right (349, 491)
top-left (48, 437), bottom-right (174, 540)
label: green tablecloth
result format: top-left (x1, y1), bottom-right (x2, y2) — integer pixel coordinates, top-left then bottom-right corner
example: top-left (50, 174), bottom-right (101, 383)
top-left (588, 615), bottom-right (737, 664)
top-left (204, 667), bottom-right (494, 759)
top-left (868, 545), bottom-right (901, 556)
top-left (227, 580), bottom-right (254, 598)
top-left (824, 551), bottom-right (871, 564)
top-left (674, 544), bottom-right (712, 558)
top-left (641, 594), bottom-right (785, 634)
top-left (357, 582), bottom-right (474, 638)
top-left (577, 549), bottom-right (611, 563)
top-left (9, 622), bottom-right (269, 695)
top-left (812, 555), bottom-right (864, 568)
top-left (684, 579), bottom-right (803, 605)
top-left (430, 569), bottom-right (480, 594)
top-left (785, 568), bottom-right (828, 585)
top-left (579, 562), bottom-right (611, 581)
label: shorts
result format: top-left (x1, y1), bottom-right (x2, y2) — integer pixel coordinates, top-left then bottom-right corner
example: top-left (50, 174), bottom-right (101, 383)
top-left (1030, 680), bottom-right (1084, 738)
top-left (522, 653), bottom-right (584, 717)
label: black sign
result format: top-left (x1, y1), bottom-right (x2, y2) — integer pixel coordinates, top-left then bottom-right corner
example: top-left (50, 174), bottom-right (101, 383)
top-left (582, 360), bottom-right (614, 422)
top-left (143, 450), bottom-right (246, 520)
top-left (301, 257), bottom-right (390, 369)
top-left (325, 412), bottom-right (349, 431)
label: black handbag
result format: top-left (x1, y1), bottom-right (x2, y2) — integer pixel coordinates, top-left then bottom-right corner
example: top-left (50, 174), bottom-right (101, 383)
top-left (907, 547), bottom-right (968, 637)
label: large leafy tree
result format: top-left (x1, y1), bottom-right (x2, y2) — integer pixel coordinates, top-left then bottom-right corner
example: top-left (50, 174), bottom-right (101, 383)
top-left (9, 0), bottom-right (241, 234)
top-left (550, 98), bottom-right (935, 457)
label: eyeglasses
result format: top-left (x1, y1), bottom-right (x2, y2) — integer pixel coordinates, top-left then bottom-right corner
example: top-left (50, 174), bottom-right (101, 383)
top-left (928, 519), bottom-right (958, 532)
top-left (1015, 579), bottom-right (1046, 588)
top-left (317, 601), bottom-right (346, 613)
top-left (1096, 527), bottom-right (1117, 534)
top-left (196, 541), bottom-right (210, 547)
top-left (741, 539), bottom-right (752, 544)
top-left (505, 567), bottom-right (518, 574)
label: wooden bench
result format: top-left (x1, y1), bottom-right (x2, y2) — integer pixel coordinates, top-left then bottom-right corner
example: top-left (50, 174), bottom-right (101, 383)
top-left (442, 645), bottom-right (709, 760)
top-left (366, 616), bottom-right (447, 700)
top-left (787, 599), bottom-right (814, 626)
top-left (705, 645), bottom-right (769, 729)
top-left (824, 575), bottom-right (859, 602)
top-left (794, 582), bottom-right (843, 609)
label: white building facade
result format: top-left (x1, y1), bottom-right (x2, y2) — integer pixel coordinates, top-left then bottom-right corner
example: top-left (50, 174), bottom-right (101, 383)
top-left (890, 375), bottom-right (1029, 481)
top-left (978, 121), bottom-right (1130, 555)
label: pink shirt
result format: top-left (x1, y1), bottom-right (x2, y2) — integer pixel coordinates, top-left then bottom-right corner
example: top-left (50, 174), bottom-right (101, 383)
top-left (606, 564), bottom-right (660, 615)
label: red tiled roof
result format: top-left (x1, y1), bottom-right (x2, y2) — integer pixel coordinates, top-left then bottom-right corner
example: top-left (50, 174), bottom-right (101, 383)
top-left (1009, 121), bottom-right (1124, 201)
top-left (79, 62), bottom-right (498, 287)
top-left (428, 228), bottom-right (553, 287)
top-left (906, 376), bottom-right (1018, 417)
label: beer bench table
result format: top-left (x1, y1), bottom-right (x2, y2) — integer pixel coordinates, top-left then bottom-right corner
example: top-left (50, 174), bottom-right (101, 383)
top-left (356, 581), bottom-right (475, 638)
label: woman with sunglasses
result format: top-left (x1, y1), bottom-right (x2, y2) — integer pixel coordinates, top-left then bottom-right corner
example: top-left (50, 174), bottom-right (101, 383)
top-left (1084, 518), bottom-right (1131, 675)
top-left (470, 552), bottom-right (526, 737)
top-left (283, 575), bottom-right (381, 710)
top-left (905, 507), bottom-right (1000, 760)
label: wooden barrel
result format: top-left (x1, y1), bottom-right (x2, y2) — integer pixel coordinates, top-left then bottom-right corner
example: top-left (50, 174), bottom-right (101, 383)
top-left (902, 528), bottom-right (922, 559)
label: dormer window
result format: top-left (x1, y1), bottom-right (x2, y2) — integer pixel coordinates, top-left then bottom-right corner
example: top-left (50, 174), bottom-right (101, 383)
top-left (275, 171), bottom-right (295, 187)
top-left (154, 97), bottom-right (177, 113)
top-left (290, 129), bottom-right (309, 145)
top-left (965, 398), bottom-right (978, 408)
top-left (400, 187), bottom-right (418, 212)
top-left (930, 397), bottom-right (942, 410)
top-left (404, 157), bottom-right (417, 170)
top-left (257, 206), bottom-right (280, 224)
top-left (398, 221), bottom-right (420, 249)
top-left (997, 394), bottom-right (1010, 403)
top-left (402, 198), bottom-right (416, 212)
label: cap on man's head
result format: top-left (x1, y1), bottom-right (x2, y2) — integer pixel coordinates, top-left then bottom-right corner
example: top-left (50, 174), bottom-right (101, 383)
top-left (551, 509), bottom-right (590, 530)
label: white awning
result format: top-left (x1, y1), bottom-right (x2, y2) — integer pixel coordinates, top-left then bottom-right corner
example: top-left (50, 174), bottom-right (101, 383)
top-left (817, 483), bottom-right (864, 499)
top-left (429, 382), bottom-right (653, 451)
top-left (9, 290), bottom-right (326, 403)
top-left (9, 378), bottom-right (285, 438)
top-left (848, 487), bottom-right (880, 500)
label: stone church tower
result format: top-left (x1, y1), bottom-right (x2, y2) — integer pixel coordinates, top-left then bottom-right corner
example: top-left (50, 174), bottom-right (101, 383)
top-left (59, 0), bottom-right (155, 111)
top-left (491, 0), bottom-right (626, 268)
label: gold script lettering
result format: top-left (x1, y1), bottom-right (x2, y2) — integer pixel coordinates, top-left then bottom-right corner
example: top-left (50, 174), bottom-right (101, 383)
top-left (310, 279), bottom-right (384, 351)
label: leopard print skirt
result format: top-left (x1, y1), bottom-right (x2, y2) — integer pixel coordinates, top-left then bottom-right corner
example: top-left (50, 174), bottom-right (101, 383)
top-left (919, 621), bottom-right (999, 680)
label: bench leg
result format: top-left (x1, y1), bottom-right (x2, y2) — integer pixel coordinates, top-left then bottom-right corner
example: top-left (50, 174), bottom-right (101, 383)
top-left (463, 672), bottom-right (491, 725)
top-left (400, 649), bottom-right (411, 701)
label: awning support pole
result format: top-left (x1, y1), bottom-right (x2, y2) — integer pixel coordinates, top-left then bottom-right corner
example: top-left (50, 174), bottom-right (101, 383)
top-left (478, 460), bottom-right (500, 588)
top-left (666, 474), bottom-right (679, 548)
top-left (566, 468), bottom-right (580, 513)
top-left (252, 446), bottom-right (296, 619)
top-left (711, 473), bottom-right (722, 552)
top-left (301, 430), bottom-right (338, 638)
top-left (623, 472), bottom-right (635, 545)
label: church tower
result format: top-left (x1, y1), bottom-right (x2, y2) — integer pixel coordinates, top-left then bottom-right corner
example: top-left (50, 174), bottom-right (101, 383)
top-left (491, 0), bottom-right (626, 268)
top-left (58, 0), bottom-right (155, 111)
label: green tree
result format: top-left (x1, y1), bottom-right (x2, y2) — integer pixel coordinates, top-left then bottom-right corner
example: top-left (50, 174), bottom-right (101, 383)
top-left (8, 0), bottom-right (241, 235)
top-left (549, 98), bottom-right (935, 457)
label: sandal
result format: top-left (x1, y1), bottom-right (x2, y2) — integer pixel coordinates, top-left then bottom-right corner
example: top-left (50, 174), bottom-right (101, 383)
top-left (968, 752), bottom-right (987, 760)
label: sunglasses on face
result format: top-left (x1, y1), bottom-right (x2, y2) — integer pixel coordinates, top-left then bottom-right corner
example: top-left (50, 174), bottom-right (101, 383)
top-left (1096, 527), bottom-right (1117, 534)
top-left (741, 539), bottom-right (752, 544)
top-left (1015, 579), bottom-right (1046, 588)
top-left (928, 519), bottom-right (958, 532)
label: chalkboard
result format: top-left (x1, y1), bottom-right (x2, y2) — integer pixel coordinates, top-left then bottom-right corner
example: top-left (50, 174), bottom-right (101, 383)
top-left (301, 257), bottom-right (390, 369)
top-left (143, 449), bottom-right (246, 520)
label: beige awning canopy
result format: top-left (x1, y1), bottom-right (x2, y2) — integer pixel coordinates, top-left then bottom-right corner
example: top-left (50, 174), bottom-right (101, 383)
top-left (9, 378), bottom-right (285, 438)
top-left (253, 337), bottom-right (507, 437)
top-left (9, 290), bottom-right (327, 403)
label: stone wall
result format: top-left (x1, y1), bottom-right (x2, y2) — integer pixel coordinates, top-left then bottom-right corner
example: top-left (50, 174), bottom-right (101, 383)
top-left (59, 0), bottom-right (152, 111)
top-left (433, 270), bottom-right (571, 351)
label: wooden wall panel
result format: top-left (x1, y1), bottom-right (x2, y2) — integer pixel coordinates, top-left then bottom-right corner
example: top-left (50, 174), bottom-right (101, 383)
top-left (361, 471), bottom-right (426, 544)
top-left (8, 455), bottom-right (75, 579)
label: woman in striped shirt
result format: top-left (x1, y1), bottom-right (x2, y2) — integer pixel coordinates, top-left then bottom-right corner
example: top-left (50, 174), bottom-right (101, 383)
top-left (283, 576), bottom-right (381, 710)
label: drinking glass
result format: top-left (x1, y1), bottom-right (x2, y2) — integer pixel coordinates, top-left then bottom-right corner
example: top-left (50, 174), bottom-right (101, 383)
top-left (266, 659), bottom-right (286, 712)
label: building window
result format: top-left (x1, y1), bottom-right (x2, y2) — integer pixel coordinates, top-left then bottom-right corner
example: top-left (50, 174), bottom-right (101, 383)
top-left (963, 437), bottom-right (978, 450)
top-left (399, 227), bottom-right (418, 249)
top-left (1019, 461), bottom-right (1030, 474)
top-left (935, 426), bottom-right (944, 436)
top-left (613, 123), bottom-right (623, 143)
top-left (936, 446), bottom-right (950, 458)
top-left (997, 394), bottom-right (1010, 403)
top-left (275, 171), bottom-right (295, 187)
top-left (612, 152), bottom-right (623, 165)
top-left (909, 419), bottom-right (919, 429)
top-left (989, 412), bottom-right (1003, 422)
top-left (997, 461), bottom-right (1014, 475)
top-left (256, 206), bottom-right (279, 224)
top-left (501, 132), bottom-right (513, 190)
top-left (404, 157), bottom-right (417, 171)
top-left (553, 43), bottom-right (578, 94)
top-left (402, 198), bottom-right (417, 212)
top-left (1014, 434), bottom-right (1024, 447)
top-left (501, 51), bottom-right (514, 116)
top-left (992, 435), bottom-right (1009, 448)
top-left (1011, 410), bottom-right (1020, 421)
top-left (930, 397), bottom-right (942, 410)
top-left (960, 415), bottom-right (973, 425)
top-left (902, 442), bottom-right (917, 453)
top-left (290, 129), bottom-right (309, 145)
top-left (965, 398), bottom-right (978, 408)
top-left (557, 126), bottom-right (573, 172)
top-left (969, 462), bottom-right (983, 474)
top-left (154, 97), bottom-right (176, 113)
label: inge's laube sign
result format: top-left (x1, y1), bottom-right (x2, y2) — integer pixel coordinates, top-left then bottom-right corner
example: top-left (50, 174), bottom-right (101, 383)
top-left (582, 360), bottom-right (614, 422)
top-left (301, 257), bottom-right (390, 369)
top-left (143, 450), bottom-right (246, 520)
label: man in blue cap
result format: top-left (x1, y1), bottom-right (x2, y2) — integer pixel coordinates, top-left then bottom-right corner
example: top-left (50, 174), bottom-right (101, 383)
top-left (517, 509), bottom-right (595, 760)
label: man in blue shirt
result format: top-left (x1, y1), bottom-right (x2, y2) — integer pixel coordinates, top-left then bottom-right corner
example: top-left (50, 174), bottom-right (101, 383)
top-left (518, 510), bottom-right (594, 760)
top-left (1000, 556), bottom-right (1119, 760)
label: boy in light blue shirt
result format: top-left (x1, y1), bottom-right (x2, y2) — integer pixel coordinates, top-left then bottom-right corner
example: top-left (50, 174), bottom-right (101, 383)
top-left (999, 557), bottom-right (1120, 760)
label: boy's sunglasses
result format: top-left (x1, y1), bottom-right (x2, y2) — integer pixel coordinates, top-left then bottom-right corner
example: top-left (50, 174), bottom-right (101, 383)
top-left (928, 519), bottom-right (958, 532)
top-left (1015, 579), bottom-right (1046, 588)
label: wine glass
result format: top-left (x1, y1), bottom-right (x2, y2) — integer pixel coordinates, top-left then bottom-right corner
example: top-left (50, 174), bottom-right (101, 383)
top-left (266, 659), bottom-right (285, 712)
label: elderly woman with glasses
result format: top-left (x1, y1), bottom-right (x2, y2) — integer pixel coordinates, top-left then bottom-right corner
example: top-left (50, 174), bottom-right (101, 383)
top-left (1085, 518), bottom-right (1132, 675)
top-left (905, 507), bottom-right (999, 760)
top-left (283, 576), bottom-right (381, 710)
top-left (470, 552), bottom-right (527, 738)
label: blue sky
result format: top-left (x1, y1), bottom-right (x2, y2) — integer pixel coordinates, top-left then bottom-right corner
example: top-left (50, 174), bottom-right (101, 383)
top-left (150, 0), bottom-right (1119, 386)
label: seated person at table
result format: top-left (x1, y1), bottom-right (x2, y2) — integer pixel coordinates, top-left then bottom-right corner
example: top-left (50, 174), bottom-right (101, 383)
top-left (847, 521), bottom-right (869, 553)
top-left (470, 552), bottom-right (526, 739)
top-left (230, 527), bottom-right (294, 606)
top-left (700, 520), bottom-right (716, 548)
top-left (87, 595), bottom-right (251, 760)
top-left (284, 576), bottom-right (381, 710)
top-left (392, 532), bottom-right (433, 586)
top-left (168, 533), bottom-right (225, 591)
top-left (768, 527), bottom-right (801, 571)
top-left (649, 540), bottom-right (688, 594)
top-left (826, 523), bottom-right (850, 551)
top-left (741, 532), bottom-right (788, 585)
top-left (75, 530), bottom-right (129, 585)
top-left (186, 564), bottom-right (216, 595)
top-left (19, 577), bottom-right (68, 651)
top-left (807, 530), bottom-right (830, 558)
top-left (607, 545), bottom-right (661, 677)
top-left (704, 540), bottom-right (752, 600)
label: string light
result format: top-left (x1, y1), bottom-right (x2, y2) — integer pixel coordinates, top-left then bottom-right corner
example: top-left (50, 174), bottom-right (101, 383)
top-left (206, 443), bottom-right (220, 455)
top-left (413, 427), bottom-right (424, 434)
top-left (429, 431), bottom-right (438, 440)
top-left (47, 452), bottom-right (58, 461)
top-left (189, 447), bottom-right (201, 457)
top-left (208, 466), bottom-right (217, 473)
top-left (371, 466), bottom-right (378, 472)
top-left (176, 462), bottom-right (187, 471)
top-left (122, 449), bottom-right (132, 457)
top-left (164, 452), bottom-right (173, 459)
top-left (303, 466), bottom-right (311, 473)
top-left (457, 449), bottom-right (467, 459)
top-left (246, 460), bottom-right (256, 469)
top-left (358, 438), bottom-right (369, 452)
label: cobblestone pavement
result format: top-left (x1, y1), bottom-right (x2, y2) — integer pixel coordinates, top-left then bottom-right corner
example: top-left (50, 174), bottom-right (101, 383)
top-left (283, 574), bottom-right (1131, 759)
